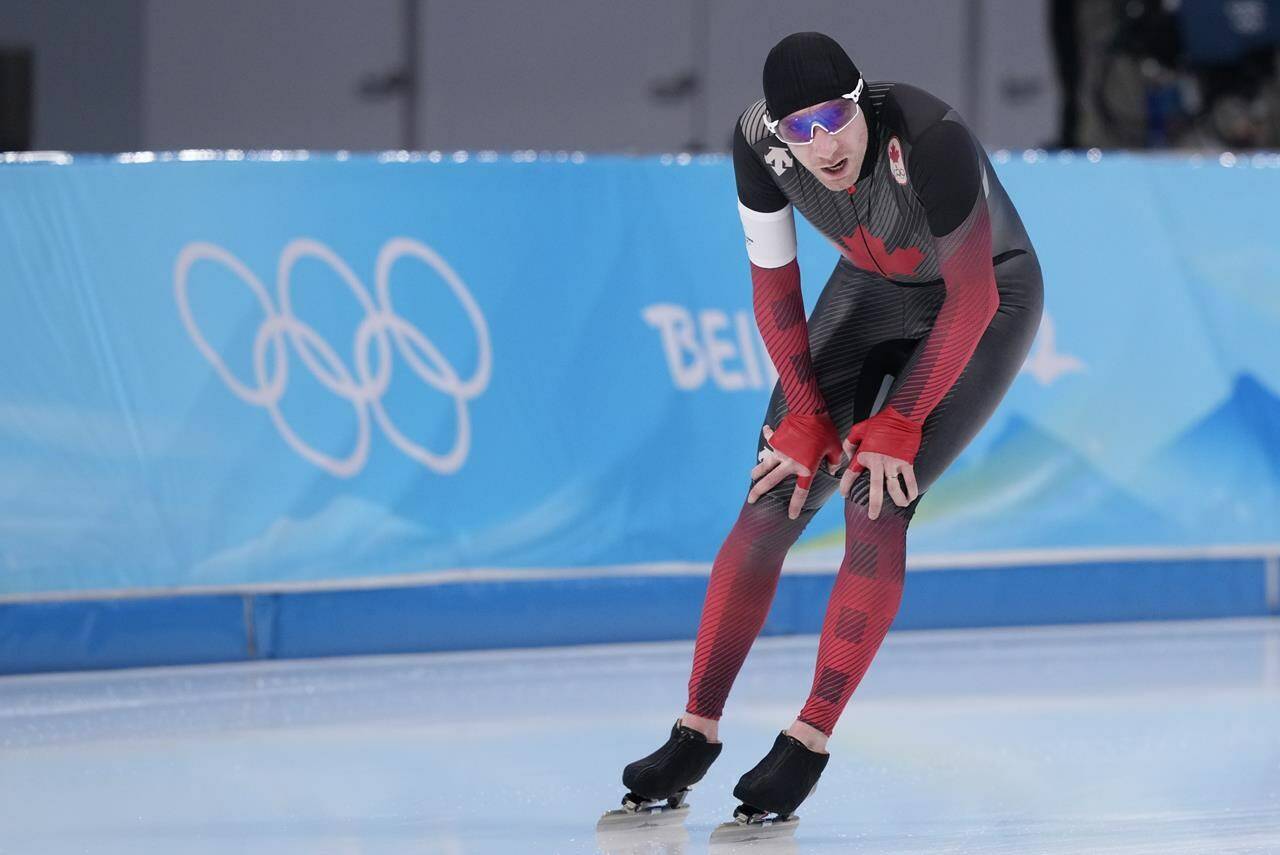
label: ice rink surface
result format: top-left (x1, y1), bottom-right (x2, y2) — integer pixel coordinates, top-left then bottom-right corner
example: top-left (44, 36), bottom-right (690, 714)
top-left (2, 617), bottom-right (1278, 854)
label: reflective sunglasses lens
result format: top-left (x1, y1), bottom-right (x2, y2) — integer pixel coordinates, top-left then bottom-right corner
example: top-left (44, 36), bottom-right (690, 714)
top-left (777, 99), bottom-right (858, 144)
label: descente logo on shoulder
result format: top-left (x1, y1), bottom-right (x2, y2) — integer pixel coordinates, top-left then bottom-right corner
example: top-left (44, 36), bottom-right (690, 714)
top-left (765, 147), bottom-right (793, 176)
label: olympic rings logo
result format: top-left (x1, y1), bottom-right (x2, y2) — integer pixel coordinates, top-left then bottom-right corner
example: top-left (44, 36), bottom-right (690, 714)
top-left (174, 238), bottom-right (492, 477)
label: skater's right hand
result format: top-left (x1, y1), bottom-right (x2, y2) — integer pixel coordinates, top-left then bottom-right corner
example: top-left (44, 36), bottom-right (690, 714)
top-left (748, 414), bottom-right (843, 520)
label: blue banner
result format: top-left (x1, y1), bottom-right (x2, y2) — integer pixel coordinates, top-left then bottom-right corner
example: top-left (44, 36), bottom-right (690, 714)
top-left (1, 151), bottom-right (1278, 600)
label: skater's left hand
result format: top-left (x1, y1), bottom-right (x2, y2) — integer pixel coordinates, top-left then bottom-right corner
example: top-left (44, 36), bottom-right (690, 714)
top-left (839, 444), bottom-right (919, 521)
top-left (837, 410), bottom-right (921, 520)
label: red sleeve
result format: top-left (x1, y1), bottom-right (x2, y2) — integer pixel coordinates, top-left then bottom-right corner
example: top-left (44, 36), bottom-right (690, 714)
top-left (882, 196), bottom-right (998, 426)
top-left (750, 259), bottom-right (826, 416)
top-left (878, 119), bottom-right (998, 432)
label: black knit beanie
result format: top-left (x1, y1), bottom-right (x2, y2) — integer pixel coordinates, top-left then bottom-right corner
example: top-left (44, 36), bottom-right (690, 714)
top-left (763, 32), bottom-right (863, 121)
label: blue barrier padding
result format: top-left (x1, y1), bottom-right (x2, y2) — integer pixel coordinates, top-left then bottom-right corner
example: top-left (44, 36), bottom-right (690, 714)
top-left (891, 558), bottom-right (1271, 629)
top-left (0, 594), bottom-right (250, 674)
top-left (0, 559), bottom-right (1271, 674)
top-left (257, 575), bottom-right (715, 659)
top-left (3, 154), bottom-right (1279, 605)
top-left (2, 154), bottom-right (1280, 676)
top-left (761, 558), bottom-right (1270, 636)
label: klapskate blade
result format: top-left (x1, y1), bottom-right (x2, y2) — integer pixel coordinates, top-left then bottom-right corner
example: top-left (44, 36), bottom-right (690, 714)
top-left (596, 804), bottom-right (690, 853)
top-left (596, 802), bottom-right (689, 833)
top-left (709, 814), bottom-right (799, 846)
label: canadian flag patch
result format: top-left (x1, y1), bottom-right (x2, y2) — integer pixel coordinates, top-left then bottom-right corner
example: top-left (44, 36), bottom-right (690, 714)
top-left (887, 136), bottom-right (908, 185)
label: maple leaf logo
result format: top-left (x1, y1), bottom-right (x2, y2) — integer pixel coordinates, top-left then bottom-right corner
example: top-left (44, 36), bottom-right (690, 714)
top-left (837, 226), bottom-right (922, 276)
top-left (887, 137), bottom-right (908, 185)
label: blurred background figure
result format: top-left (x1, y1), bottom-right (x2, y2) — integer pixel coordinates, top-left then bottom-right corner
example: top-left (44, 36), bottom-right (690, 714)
top-left (0, 43), bottom-right (32, 151)
top-left (1059, 0), bottom-right (1280, 149)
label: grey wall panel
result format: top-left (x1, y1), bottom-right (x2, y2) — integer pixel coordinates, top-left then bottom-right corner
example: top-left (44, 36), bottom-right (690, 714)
top-left (0, 0), bottom-right (142, 152)
top-left (418, 0), bottom-right (696, 152)
top-left (976, 0), bottom-right (1057, 149)
top-left (6, 0), bottom-right (1054, 154)
top-left (143, 0), bottom-right (403, 150)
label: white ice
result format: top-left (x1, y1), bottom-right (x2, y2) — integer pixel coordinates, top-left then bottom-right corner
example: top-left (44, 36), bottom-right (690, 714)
top-left (1, 617), bottom-right (1278, 854)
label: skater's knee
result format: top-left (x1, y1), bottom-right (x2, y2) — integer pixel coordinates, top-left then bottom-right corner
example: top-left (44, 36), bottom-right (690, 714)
top-left (840, 501), bottom-right (909, 594)
top-left (842, 468), bottom-right (919, 526)
top-left (744, 468), bottom-right (840, 517)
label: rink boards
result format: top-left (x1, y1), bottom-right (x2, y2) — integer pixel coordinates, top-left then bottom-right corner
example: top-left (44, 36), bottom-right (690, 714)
top-left (3, 548), bottom-right (1277, 673)
top-left (2, 150), bottom-right (1280, 673)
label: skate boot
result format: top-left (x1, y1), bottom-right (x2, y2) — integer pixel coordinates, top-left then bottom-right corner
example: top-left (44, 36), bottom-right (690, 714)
top-left (597, 719), bottom-right (722, 832)
top-left (710, 731), bottom-right (828, 844)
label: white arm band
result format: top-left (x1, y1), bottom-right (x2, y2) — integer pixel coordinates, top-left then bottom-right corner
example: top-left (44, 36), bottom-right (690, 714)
top-left (737, 201), bottom-right (797, 268)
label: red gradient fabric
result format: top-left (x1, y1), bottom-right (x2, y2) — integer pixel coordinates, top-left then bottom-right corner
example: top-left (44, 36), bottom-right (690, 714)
top-left (885, 201), bottom-right (999, 424)
top-left (685, 493), bottom-right (910, 732)
top-left (796, 502), bottom-right (908, 735)
top-left (686, 498), bottom-right (806, 720)
top-left (767, 412), bottom-right (843, 490)
top-left (836, 225), bottom-right (924, 277)
top-left (750, 259), bottom-right (825, 416)
top-left (843, 406), bottom-right (922, 468)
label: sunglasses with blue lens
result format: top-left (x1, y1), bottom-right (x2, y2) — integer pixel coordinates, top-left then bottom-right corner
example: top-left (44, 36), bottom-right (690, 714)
top-left (764, 79), bottom-right (865, 145)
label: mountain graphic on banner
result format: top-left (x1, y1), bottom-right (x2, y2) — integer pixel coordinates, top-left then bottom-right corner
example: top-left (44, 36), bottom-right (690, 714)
top-left (1133, 372), bottom-right (1280, 542)
top-left (902, 413), bottom-right (1182, 552)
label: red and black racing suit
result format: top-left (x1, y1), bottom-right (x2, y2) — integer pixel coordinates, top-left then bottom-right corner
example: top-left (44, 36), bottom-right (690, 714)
top-left (687, 81), bottom-right (1044, 735)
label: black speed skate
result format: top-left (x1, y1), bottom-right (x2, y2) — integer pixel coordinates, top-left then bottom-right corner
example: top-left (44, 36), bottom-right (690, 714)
top-left (596, 719), bottom-right (722, 832)
top-left (710, 731), bottom-right (829, 845)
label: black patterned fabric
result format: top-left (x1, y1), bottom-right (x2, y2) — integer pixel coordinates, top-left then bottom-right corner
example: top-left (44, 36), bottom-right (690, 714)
top-left (734, 82), bottom-right (1035, 284)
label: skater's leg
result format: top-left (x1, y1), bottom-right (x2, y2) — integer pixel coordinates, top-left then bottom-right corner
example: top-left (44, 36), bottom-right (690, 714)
top-left (720, 255), bottom-right (1044, 827)
top-left (685, 491), bottom-right (824, 725)
top-left (684, 261), bottom-right (904, 727)
top-left (620, 262), bottom-right (899, 812)
top-left (793, 251), bottom-right (1045, 738)
top-left (794, 495), bottom-right (909, 738)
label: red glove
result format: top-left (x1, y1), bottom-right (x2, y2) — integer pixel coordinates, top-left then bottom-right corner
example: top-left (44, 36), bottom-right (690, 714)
top-left (844, 406), bottom-right (922, 474)
top-left (767, 412), bottom-right (843, 490)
